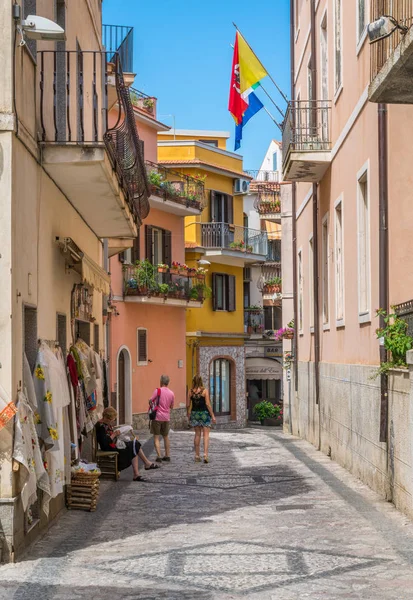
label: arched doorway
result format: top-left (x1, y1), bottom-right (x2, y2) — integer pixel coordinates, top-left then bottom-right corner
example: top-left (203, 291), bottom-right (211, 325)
top-left (117, 346), bottom-right (132, 425)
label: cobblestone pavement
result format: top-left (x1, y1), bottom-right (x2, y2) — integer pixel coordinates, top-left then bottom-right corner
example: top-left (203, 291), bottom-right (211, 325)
top-left (2, 428), bottom-right (413, 599)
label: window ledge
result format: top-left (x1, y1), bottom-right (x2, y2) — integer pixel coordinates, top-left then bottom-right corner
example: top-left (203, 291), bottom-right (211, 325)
top-left (356, 28), bottom-right (368, 56)
top-left (359, 312), bottom-right (371, 325)
top-left (334, 83), bottom-right (343, 105)
top-left (310, 326), bottom-right (315, 334)
top-left (323, 323), bottom-right (330, 331)
top-left (336, 319), bottom-right (345, 328)
top-left (137, 362), bottom-right (148, 367)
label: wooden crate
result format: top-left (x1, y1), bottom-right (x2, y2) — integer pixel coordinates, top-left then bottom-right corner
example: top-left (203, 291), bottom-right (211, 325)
top-left (67, 474), bottom-right (100, 512)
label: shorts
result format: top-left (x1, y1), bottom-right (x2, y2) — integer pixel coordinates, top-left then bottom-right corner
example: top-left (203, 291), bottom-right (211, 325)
top-left (151, 420), bottom-right (170, 436)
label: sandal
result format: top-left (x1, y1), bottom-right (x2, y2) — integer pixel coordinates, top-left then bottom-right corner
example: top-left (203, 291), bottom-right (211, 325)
top-left (204, 456), bottom-right (209, 464)
top-left (145, 463), bottom-right (160, 470)
top-left (195, 456), bottom-right (202, 463)
top-left (133, 476), bottom-right (146, 481)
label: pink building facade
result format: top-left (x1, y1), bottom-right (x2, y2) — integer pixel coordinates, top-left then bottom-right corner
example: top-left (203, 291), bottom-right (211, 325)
top-left (285, 0), bottom-right (413, 517)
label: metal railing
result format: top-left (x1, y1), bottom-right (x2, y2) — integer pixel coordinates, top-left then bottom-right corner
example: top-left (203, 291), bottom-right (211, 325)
top-left (199, 223), bottom-right (268, 256)
top-left (130, 88), bottom-right (157, 118)
top-left (123, 264), bottom-right (205, 302)
top-left (146, 161), bottom-right (205, 211)
top-left (282, 100), bottom-right (332, 165)
top-left (267, 240), bottom-right (282, 262)
top-left (245, 170), bottom-right (279, 182)
top-left (103, 24), bottom-right (134, 72)
top-left (244, 308), bottom-right (265, 334)
top-left (370, 1), bottom-right (413, 81)
top-left (38, 50), bottom-right (150, 224)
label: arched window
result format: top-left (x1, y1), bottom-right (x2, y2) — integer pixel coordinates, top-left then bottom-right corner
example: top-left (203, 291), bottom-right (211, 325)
top-left (209, 359), bottom-right (231, 416)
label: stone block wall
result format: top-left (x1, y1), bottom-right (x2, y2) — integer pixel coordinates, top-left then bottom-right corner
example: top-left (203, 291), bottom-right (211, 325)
top-left (133, 407), bottom-right (188, 431)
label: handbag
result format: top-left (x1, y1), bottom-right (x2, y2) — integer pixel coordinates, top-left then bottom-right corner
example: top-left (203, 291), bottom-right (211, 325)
top-left (148, 388), bottom-right (161, 421)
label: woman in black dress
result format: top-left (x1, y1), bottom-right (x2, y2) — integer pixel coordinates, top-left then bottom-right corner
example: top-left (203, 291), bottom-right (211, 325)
top-left (96, 407), bottom-right (159, 481)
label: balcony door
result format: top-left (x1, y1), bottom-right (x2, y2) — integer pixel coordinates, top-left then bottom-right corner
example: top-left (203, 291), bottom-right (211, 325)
top-left (211, 191), bottom-right (233, 224)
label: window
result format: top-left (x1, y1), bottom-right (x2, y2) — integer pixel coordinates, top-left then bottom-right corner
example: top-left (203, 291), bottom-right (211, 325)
top-left (357, 0), bottom-right (367, 44)
top-left (272, 152), bottom-right (278, 172)
top-left (334, 0), bottom-right (342, 94)
top-left (210, 191), bottom-right (233, 224)
top-left (145, 226), bottom-right (171, 266)
top-left (357, 164), bottom-right (370, 321)
top-left (334, 198), bottom-right (344, 323)
top-left (322, 214), bottom-right (330, 326)
top-left (137, 328), bottom-right (148, 366)
top-left (309, 236), bottom-right (314, 329)
top-left (243, 282), bottom-right (250, 310)
top-left (264, 306), bottom-right (282, 331)
top-left (75, 321), bottom-right (90, 345)
top-left (298, 250), bottom-right (303, 333)
top-left (24, 306), bottom-right (38, 372)
top-left (56, 313), bottom-right (67, 359)
top-left (212, 273), bottom-right (236, 312)
top-left (94, 324), bottom-right (100, 352)
top-left (210, 358), bottom-right (231, 415)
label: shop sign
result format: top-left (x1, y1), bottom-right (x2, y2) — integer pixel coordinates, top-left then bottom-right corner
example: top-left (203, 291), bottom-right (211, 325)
top-left (265, 346), bottom-right (283, 358)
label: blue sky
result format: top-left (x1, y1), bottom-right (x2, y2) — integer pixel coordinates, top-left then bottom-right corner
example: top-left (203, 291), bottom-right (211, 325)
top-left (103, 0), bottom-right (290, 170)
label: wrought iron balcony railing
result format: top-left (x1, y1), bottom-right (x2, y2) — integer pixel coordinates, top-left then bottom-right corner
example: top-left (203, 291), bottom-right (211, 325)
top-left (370, 2), bottom-right (413, 82)
top-left (267, 240), bottom-right (282, 263)
top-left (146, 161), bottom-right (205, 211)
top-left (123, 264), bottom-right (206, 303)
top-left (245, 170), bottom-right (279, 182)
top-left (130, 88), bottom-right (157, 118)
top-left (244, 308), bottom-right (265, 335)
top-left (103, 24), bottom-right (134, 72)
top-left (38, 50), bottom-right (150, 225)
top-left (199, 223), bottom-right (268, 256)
top-left (282, 100), bottom-right (332, 165)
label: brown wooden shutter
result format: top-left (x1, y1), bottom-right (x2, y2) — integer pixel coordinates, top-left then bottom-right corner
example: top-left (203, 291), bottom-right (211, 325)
top-left (145, 226), bottom-right (153, 263)
top-left (212, 273), bottom-right (218, 311)
top-left (226, 195), bottom-right (234, 224)
top-left (210, 191), bottom-right (217, 222)
top-left (162, 229), bottom-right (172, 266)
top-left (228, 274), bottom-right (236, 312)
top-left (138, 329), bottom-right (147, 362)
top-left (131, 228), bottom-right (140, 263)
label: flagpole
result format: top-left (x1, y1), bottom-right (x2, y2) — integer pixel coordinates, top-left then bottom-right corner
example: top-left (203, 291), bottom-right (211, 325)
top-left (232, 22), bottom-right (290, 105)
top-left (263, 106), bottom-right (283, 132)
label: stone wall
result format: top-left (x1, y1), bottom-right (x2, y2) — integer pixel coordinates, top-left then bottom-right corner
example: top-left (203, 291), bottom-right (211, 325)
top-left (133, 407), bottom-right (188, 432)
top-left (287, 360), bottom-right (413, 519)
top-left (198, 345), bottom-right (246, 429)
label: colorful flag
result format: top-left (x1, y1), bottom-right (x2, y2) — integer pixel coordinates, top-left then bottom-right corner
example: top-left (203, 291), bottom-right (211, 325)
top-left (235, 92), bottom-right (264, 151)
top-left (229, 31), bottom-right (268, 128)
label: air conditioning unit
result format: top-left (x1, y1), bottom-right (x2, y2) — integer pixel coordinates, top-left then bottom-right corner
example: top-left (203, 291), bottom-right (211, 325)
top-left (234, 178), bottom-right (250, 194)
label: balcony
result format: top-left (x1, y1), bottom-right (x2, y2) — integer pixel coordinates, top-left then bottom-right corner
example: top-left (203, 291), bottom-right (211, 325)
top-left (103, 24), bottom-right (134, 73)
top-left (246, 170), bottom-right (279, 182)
top-left (258, 259), bottom-right (282, 301)
top-left (282, 101), bottom-right (332, 182)
top-left (130, 88), bottom-right (158, 119)
top-left (38, 51), bottom-right (149, 238)
top-left (185, 223), bottom-right (268, 266)
top-left (369, 3), bottom-right (413, 103)
top-left (123, 263), bottom-right (206, 308)
top-left (253, 182), bottom-right (281, 223)
top-left (146, 161), bottom-right (204, 216)
top-left (244, 308), bottom-right (278, 339)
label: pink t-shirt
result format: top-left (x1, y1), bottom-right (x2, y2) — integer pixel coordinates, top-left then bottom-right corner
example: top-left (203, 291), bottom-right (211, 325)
top-left (151, 387), bottom-right (175, 421)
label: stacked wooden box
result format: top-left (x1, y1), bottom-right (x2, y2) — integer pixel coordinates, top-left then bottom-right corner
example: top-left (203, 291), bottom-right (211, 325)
top-left (67, 473), bottom-right (100, 511)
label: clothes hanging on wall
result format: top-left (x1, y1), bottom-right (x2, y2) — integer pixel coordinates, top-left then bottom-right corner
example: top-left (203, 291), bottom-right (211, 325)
top-left (13, 391), bottom-right (51, 516)
top-left (0, 383), bottom-right (17, 432)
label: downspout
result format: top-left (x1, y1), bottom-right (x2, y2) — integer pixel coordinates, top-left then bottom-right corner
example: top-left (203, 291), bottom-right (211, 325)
top-left (310, 0), bottom-right (321, 449)
top-left (103, 239), bottom-right (111, 397)
top-left (378, 103), bottom-right (389, 445)
top-left (290, 0), bottom-right (298, 394)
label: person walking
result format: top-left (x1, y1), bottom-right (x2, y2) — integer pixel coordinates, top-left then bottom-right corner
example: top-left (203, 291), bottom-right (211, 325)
top-left (149, 375), bottom-right (175, 463)
top-left (187, 375), bottom-right (216, 463)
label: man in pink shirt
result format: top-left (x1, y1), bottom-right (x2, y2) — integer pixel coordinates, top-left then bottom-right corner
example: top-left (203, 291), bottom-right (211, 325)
top-left (150, 375), bottom-right (175, 462)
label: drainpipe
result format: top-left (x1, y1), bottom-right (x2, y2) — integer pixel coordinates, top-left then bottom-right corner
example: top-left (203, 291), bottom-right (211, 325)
top-left (290, 0), bottom-right (298, 395)
top-left (103, 239), bottom-right (111, 396)
top-left (310, 0), bottom-right (321, 450)
top-left (378, 103), bottom-right (389, 444)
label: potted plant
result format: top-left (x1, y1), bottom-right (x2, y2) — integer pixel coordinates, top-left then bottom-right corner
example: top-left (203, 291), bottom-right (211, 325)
top-left (253, 400), bottom-right (282, 426)
top-left (187, 267), bottom-right (197, 277)
top-left (195, 266), bottom-right (208, 282)
top-left (170, 261), bottom-right (180, 275)
top-left (246, 244), bottom-right (253, 253)
top-left (179, 263), bottom-right (188, 276)
top-left (158, 283), bottom-right (169, 297)
top-left (135, 259), bottom-right (156, 296)
top-left (149, 170), bottom-right (163, 188)
top-left (143, 97), bottom-right (154, 113)
top-left (275, 326), bottom-right (294, 341)
top-left (373, 309), bottom-right (413, 377)
top-left (229, 240), bottom-right (246, 252)
top-left (157, 263), bottom-right (168, 274)
top-left (246, 305), bottom-right (263, 316)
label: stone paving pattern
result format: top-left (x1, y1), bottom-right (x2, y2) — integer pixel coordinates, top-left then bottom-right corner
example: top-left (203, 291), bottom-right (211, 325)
top-left (2, 428), bottom-right (413, 598)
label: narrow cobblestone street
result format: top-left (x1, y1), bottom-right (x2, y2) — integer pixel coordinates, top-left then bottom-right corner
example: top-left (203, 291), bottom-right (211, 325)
top-left (2, 428), bottom-right (413, 599)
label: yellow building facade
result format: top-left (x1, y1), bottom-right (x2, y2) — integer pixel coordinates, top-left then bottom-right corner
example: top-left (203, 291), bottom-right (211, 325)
top-left (158, 130), bottom-right (268, 427)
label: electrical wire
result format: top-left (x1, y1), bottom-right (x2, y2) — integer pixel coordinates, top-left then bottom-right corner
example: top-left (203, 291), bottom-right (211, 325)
top-left (13, 21), bottom-right (19, 137)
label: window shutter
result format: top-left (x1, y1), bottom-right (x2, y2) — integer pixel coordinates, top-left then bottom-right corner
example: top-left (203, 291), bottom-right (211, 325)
top-left (138, 329), bottom-right (147, 363)
top-left (162, 229), bottom-right (172, 266)
top-left (227, 195), bottom-right (234, 224)
top-left (145, 226), bottom-right (153, 263)
top-left (118, 252), bottom-right (125, 263)
top-left (210, 191), bottom-right (217, 222)
top-left (131, 228), bottom-right (140, 263)
top-left (212, 273), bottom-right (218, 311)
top-left (228, 274), bottom-right (236, 312)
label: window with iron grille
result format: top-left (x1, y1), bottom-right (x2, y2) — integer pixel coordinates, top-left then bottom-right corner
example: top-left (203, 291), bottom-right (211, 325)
top-left (137, 328), bottom-right (148, 365)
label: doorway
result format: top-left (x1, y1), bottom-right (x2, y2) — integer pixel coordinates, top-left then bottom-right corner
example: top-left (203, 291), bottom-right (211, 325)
top-left (117, 346), bottom-right (132, 425)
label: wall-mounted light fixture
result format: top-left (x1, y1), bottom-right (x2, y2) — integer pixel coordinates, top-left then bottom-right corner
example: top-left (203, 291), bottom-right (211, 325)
top-left (368, 15), bottom-right (408, 44)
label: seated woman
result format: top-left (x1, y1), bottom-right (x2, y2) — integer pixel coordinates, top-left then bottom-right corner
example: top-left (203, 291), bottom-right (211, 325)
top-left (96, 407), bottom-right (159, 481)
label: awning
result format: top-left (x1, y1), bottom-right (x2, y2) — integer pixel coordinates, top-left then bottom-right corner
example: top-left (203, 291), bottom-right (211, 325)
top-left (56, 237), bottom-right (110, 295)
top-left (245, 357), bottom-right (283, 380)
top-left (265, 222), bottom-right (281, 240)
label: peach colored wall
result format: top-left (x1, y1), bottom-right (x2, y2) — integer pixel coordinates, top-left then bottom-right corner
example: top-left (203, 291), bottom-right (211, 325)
top-left (110, 302), bottom-right (187, 415)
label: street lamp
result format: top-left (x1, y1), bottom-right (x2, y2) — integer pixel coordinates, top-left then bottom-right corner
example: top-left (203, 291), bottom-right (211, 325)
top-left (367, 15), bottom-right (408, 44)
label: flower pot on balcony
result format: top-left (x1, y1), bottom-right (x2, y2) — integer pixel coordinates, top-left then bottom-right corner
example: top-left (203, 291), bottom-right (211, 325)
top-left (170, 268), bottom-right (179, 275)
top-left (283, 331), bottom-right (294, 340)
top-left (274, 285), bottom-right (281, 293)
top-left (158, 267), bottom-right (167, 273)
top-left (179, 269), bottom-right (188, 276)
